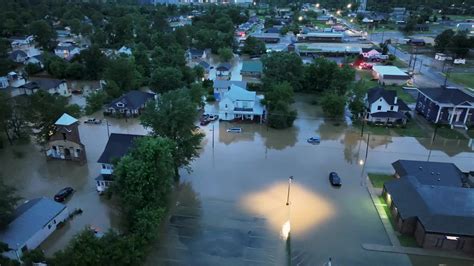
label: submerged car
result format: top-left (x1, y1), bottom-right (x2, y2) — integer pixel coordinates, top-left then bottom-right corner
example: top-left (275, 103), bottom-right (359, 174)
top-left (307, 136), bottom-right (321, 144)
top-left (84, 118), bottom-right (102, 124)
top-left (54, 187), bottom-right (74, 202)
top-left (226, 127), bottom-right (242, 133)
top-left (329, 172), bottom-right (342, 186)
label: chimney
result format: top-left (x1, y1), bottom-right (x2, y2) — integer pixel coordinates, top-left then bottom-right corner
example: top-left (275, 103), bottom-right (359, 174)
top-left (394, 96), bottom-right (398, 104)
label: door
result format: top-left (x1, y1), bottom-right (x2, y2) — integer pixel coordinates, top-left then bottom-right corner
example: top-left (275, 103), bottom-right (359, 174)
top-left (64, 148), bottom-right (71, 159)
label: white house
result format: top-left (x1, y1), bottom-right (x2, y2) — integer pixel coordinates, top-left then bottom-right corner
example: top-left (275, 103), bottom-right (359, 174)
top-left (19, 79), bottom-right (70, 97)
top-left (117, 46), bottom-right (132, 56)
top-left (365, 87), bottom-right (411, 125)
top-left (10, 35), bottom-right (34, 49)
top-left (213, 80), bottom-right (247, 101)
top-left (219, 84), bottom-right (265, 123)
top-left (0, 198), bottom-right (68, 260)
top-left (54, 42), bottom-right (82, 60)
top-left (372, 65), bottom-right (410, 86)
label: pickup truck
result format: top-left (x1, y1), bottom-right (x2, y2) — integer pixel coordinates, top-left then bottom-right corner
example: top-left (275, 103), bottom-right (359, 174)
top-left (84, 118), bottom-right (102, 124)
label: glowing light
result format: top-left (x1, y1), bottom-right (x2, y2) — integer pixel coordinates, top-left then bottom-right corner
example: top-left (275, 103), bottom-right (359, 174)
top-left (446, 236), bottom-right (459, 241)
top-left (281, 220), bottom-right (291, 240)
top-left (347, 3), bottom-right (352, 8)
top-left (359, 159), bottom-right (364, 165)
top-left (336, 10), bottom-right (342, 15)
top-left (350, 19), bottom-right (354, 23)
top-left (298, 16), bottom-right (303, 21)
top-left (316, 3), bottom-right (320, 8)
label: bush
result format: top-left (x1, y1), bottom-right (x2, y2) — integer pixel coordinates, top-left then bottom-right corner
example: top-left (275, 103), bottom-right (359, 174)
top-left (85, 90), bottom-right (107, 115)
top-left (25, 63), bottom-right (43, 75)
top-left (206, 95), bottom-right (216, 102)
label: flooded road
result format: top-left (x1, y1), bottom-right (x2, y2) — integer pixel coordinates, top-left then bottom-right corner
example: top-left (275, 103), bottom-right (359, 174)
top-left (1, 95), bottom-right (473, 265)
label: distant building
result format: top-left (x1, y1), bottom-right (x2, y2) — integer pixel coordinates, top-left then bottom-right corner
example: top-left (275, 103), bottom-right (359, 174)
top-left (8, 50), bottom-right (28, 63)
top-left (216, 63), bottom-right (232, 79)
top-left (365, 87), bottom-right (411, 126)
top-left (186, 48), bottom-right (207, 61)
top-left (240, 60), bottom-right (263, 79)
top-left (96, 133), bottom-right (143, 193)
top-left (297, 32), bottom-right (344, 43)
top-left (105, 90), bottom-right (155, 117)
top-left (0, 198), bottom-right (69, 260)
top-left (117, 46), bottom-right (132, 56)
top-left (45, 113), bottom-right (86, 163)
top-left (382, 160), bottom-right (474, 253)
top-left (415, 87), bottom-right (474, 130)
top-left (456, 23), bottom-right (474, 35)
top-left (54, 42), bottom-right (82, 61)
top-left (372, 66), bottom-right (410, 86)
top-left (250, 33), bottom-right (281, 43)
top-left (219, 84), bottom-right (265, 123)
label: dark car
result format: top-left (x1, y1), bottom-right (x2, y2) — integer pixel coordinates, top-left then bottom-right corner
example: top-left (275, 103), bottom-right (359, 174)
top-left (329, 172), bottom-right (342, 186)
top-left (200, 119), bottom-right (210, 126)
top-left (54, 187), bottom-right (74, 202)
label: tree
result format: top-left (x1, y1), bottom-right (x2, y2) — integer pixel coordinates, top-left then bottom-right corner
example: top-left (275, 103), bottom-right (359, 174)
top-left (193, 65), bottom-right (205, 81)
top-left (77, 45), bottom-right (108, 80)
top-left (149, 67), bottom-right (184, 93)
top-left (242, 37), bottom-right (266, 56)
top-left (0, 177), bottom-right (20, 229)
top-left (189, 83), bottom-right (205, 109)
top-left (262, 52), bottom-right (304, 91)
top-left (348, 81), bottom-right (367, 119)
top-left (303, 58), bottom-right (338, 93)
top-left (65, 62), bottom-right (85, 80)
top-left (104, 57), bottom-right (142, 93)
top-left (447, 32), bottom-right (473, 58)
top-left (85, 90), bottom-right (107, 115)
top-left (27, 91), bottom-right (81, 144)
top-left (140, 89), bottom-right (204, 179)
top-left (25, 63), bottom-right (43, 75)
top-left (331, 65), bottom-right (355, 95)
top-left (263, 82), bottom-right (297, 129)
top-left (435, 29), bottom-right (455, 53)
top-left (0, 38), bottom-right (14, 76)
top-left (29, 20), bottom-right (56, 50)
top-left (114, 137), bottom-right (174, 218)
top-left (321, 92), bottom-right (346, 118)
top-left (45, 56), bottom-right (68, 79)
top-left (0, 92), bottom-right (12, 146)
top-left (217, 47), bottom-right (233, 62)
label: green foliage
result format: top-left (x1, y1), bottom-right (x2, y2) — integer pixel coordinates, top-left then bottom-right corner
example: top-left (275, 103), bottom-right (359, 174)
top-left (242, 36), bottom-right (266, 56)
top-left (321, 92), bottom-right (346, 118)
top-left (348, 81), bottom-right (367, 119)
top-left (446, 31), bottom-right (473, 58)
top-left (21, 249), bottom-right (46, 266)
top-left (140, 89), bottom-right (204, 178)
top-left (25, 63), bottom-right (43, 75)
top-left (189, 83), bottom-right (205, 108)
top-left (206, 95), bottom-right (216, 102)
top-left (303, 58), bottom-right (355, 95)
top-left (262, 52), bottom-right (304, 91)
top-left (0, 177), bottom-right (20, 229)
top-left (27, 91), bottom-right (81, 144)
top-left (45, 56), bottom-right (68, 79)
top-left (29, 20), bottom-right (56, 50)
top-left (76, 45), bottom-right (109, 80)
top-left (65, 62), bottom-right (86, 80)
top-left (85, 90), bottom-right (107, 115)
top-left (218, 47), bottom-right (234, 62)
top-left (264, 82), bottom-right (297, 129)
top-left (104, 57), bottom-right (142, 93)
top-left (149, 67), bottom-right (184, 93)
top-left (193, 65), bottom-right (205, 81)
top-left (0, 38), bottom-right (14, 76)
top-left (434, 29), bottom-right (455, 53)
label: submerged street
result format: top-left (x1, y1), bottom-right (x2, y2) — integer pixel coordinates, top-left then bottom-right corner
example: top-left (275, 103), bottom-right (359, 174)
top-left (1, 96), bottom-right (473, 265)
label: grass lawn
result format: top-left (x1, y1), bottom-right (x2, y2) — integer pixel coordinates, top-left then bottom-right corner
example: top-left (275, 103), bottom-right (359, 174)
top-left (353, 120), bottom-right (429, 138)
top-left (378, 196), bottom-right (419, 248)
top-left (468, 129), bottom-right (474, 139)
top-left (435, 126), bottom-right (467, 140)
top-left (368, 173), bottom-right (393, 188)
top-left (447, 73), bottom-right (474, 88)
top-left (391, 58), bottom-right (408, 68)
top-left (385, 85), bottom-right (416, 103)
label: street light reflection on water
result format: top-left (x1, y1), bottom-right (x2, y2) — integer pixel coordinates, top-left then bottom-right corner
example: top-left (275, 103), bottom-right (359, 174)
top-left (240, 181), bottom-right (335, 237)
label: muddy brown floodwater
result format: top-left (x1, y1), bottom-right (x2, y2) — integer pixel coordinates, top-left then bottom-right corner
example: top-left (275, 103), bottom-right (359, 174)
top-left (1, 95), bottom-right (473, 265)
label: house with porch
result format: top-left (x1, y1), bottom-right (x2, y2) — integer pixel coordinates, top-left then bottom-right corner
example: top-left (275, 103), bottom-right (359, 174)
top-left (218, 84), bottom-right (265, 123)
top-left (416, 87), bottom-right (474, 129)
top-left (96, 133), bottom-right (143, 193)
top-left (19, 79), bottom-right (70, 97)
top-left (187, 48), bottom-right (206, 61)
top-left (213, 80), bottom-right (247, 101)
top-left (105, 90), bottom-right (155, 117)
top-left (0, 197), bottom-right (69, 261)
top-left (45, 113), bottom-right (86, 163)
top-left (365, 87), bottom-right (411, 125)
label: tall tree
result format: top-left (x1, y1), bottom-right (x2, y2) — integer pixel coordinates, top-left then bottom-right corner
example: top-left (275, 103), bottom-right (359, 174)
top-left (263, 82), bottom-right (297, 129)
top-left (149, 67), bottom-right (184, 93)
top-left (321, 92), bottom-right (346, 119)
top-left (0, 177), bottom-right (20, 229)
top-left (242, 36), bottom-right (266, 56)
top-left (435, 29), bottom-right (455, 53)
top-left (29, 20), bottom-right (56, 50)
top-left (262, 52), bottom-right (304, 91)
top-left (104, 57), bottom-right (142, 93)
top-left (140, 89), bottom-right (204, 179)
top-left (218, 47), bottom-right (234, 62)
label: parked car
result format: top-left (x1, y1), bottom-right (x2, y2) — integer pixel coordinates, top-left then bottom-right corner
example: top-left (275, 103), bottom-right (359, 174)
top-left (200, 119), bottom-right (211, 126)
top-left (329, 172), bottom-right (342, 186)
top-left (359, 62), bottom-right (373, 70)
top-left (84, 118), bottom-right (102, 124)
top-left (226, 127), bottom-right (242, 133)
top-left (208, 114), bottom-right (219, 121)
top-left (54, 187), bottom-right (74, 202)
top-left (307, 136), bottom-right (321, 144)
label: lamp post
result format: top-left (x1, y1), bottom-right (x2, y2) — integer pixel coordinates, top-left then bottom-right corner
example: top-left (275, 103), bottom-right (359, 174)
top-left (286, 176), bottom-right (294, 206)
top-left (443, 67), bottom-right (453, 88)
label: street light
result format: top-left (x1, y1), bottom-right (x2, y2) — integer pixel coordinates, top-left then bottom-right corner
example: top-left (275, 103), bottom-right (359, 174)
top-left (286, 176), bottom-right (293, 206)
top-left (298, 16), bottom-right (303, 22)
top-left (347, 3), bottom-right (352, 9)
top-left (316, 3), bottom-right (320, 8)
top-left (336, 10), bottom-right (341, 15)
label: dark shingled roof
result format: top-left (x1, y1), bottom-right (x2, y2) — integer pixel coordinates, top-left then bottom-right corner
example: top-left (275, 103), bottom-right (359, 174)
top-left (397, 99), bottom-right (410, 111)
top-left (216, 63), bottom-right (232, 71)
top-left (20, 79), bottom-right (65, 91)
top-left (361, 47), bottom-right (382, 53)
top-left (384, 176), bottom-right (474, 235)
top-left (97, 133), bottom-right (143, 164)
top-left (8, 50), bottom-right (27, 61)
top-left (368, 87), bottom-right (412, 111)
top-left (108, 90), bottom-right (155, 110)
top-left (418, 87), bottom-right (474, 106)
top-left (370, 111), bottom-right (406, 119)
top-left (188, 48), bottom-right (204, 57)
top-left (392, 160), bottom-right (465, 187)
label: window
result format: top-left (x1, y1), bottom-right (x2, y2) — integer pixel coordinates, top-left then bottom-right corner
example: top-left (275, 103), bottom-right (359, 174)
top-left (390, 106), bottom-right (394, 111)
top-left (62, 133), bottom-right (67, 140)
top-left (377, 106), bottom-right (382, 111)
top-left (48, 224), bottom-right (52, 229)
top-left (117, 102), bottom-right (125, 108)
top-left (53, 219), bottom-right (56, 224)
top-left (225, 104), bottom-right (228, 108)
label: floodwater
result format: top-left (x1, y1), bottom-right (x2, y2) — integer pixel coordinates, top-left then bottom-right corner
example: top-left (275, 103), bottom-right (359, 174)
top-left (1, 95), bottom-right (473, 265)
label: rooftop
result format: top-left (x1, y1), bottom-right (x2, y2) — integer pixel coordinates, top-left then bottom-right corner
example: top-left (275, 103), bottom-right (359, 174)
top-left (417, 87), bottom-right (474, 106)
top-left (241, 60), bottom-right (263, 73)
top-left (108, 90), bottom-right (155, 110)
top-left (0, 198), bottom-right (66, 249)
top-left (55, 113), bottom-right (78, 126)
top-left (97, 133), bottom-right (144, 164)
top-left (392, 160), bottom-right (466, 187)
top-left (372, 65), bottom-right (409, 77)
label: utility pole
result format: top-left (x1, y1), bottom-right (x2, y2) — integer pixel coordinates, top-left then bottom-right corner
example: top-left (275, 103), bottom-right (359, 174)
top-left (212, 123), bottom-right (215, 149)
top-left (106, 119), bottom-right (110, 137)
top-left (418, 59), bottom-right (423, 73)
top-left (444, 68), bottom-right (452, 88)
top-left (364, 133), bottom-right (370, 163)
top-left (286, 176), bottom-right (294, 206)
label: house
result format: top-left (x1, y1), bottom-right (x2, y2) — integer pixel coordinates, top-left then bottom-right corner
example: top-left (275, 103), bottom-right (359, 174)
top-left (216, 63), bottom-right (232, 79)
top-left (213, 80), bottom-right (247, 101)
top-left (24, 54), bottom-right (45, 69)
top-left (187, 48), bottom-right (206, 61)
top-left (96, 133), bottom-right (143, 192)
top-left (456, 23), bottom-right (474, 35)
top-left (372, 66), bottom-right (410, 86)
top-left (8, 50), bottom-right (28, 63)
top-left (250, 33), bottom-right (281, 43)
top-left (117, 46), bottom-right (132, 56)
top-left (218, 84), bottom-right (265, 123)
top-left (10, 35), bottom-right (34, 49)
top-left (361, 47), bottom-right (388, 61)
top-left (382, 160), bottom-right (474, 253)
top-left (19, 79), bottom-right (70, 97)
top-left (414, 24), bottom-right (430, 32)
top-left (105, 90), bottom-right (155, 117)
top-left (296, 32), bottom-right (344, 43)
top-left (241, 60), bottom-right (263, 79)
top-left (0, 197), bottom-right (69, 260)
top-left (416, 87), bottom-right (474, 129)
top-left (45, 113), bottom-right (86, 163)
top-left (198, 60), bottom-right (211, 74)
top-left (0, 72), bottom-right (26, 90)
top-left (407, 39), bottom-right (426, 46)
top-left (365, 87), bottom-right (411, 125)
top-left (54, 42), bottom-right (81, 60)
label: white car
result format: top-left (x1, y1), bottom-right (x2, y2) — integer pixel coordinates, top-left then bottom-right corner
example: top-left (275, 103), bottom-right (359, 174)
top-left (226, 127), bottom-right (242, 133)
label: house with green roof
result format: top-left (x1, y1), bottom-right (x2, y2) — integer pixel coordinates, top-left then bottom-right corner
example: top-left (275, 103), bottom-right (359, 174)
top-left (241, 60), bottom-right (263, 78)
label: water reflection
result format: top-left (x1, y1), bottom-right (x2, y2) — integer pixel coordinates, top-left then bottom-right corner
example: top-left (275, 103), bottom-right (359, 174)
top-left (317, 119), bottom-right (346, 140)
top-left (416, 137), bottom-right (474, 157)
top-left (259, 125), bottom-right (298, 150)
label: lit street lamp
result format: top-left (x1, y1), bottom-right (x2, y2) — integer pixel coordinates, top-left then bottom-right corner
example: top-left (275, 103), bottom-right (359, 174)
top-left (298, 16), bottom-right (303, 22)
top-left (286, 176), bottom-right (294, 206)
top-left (316, 3), bottom-right (320, 8)
top-left (347, 3), bottom-right (352, 9)
top-left (336, 10), bottom-right (342, 15)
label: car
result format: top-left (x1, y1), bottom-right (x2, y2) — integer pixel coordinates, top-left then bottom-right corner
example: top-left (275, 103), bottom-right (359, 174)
top-left (84, 118), bottom-right (102, 124)
top-left (208, 114), bottom-right (219, 121)
top-left (226, 127), bottom-right (242, 133)
top-left (329, 172), bottom-right (342, 186)
top-left (54, 187), bottom-right (74, 202)
top-left (200, 119), bottom-right (211, 126)
top-left (307, 136), bottom-right (321, 144)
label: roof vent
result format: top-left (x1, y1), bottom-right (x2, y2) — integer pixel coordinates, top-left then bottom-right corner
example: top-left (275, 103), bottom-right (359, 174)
top-left (431, 172), bottom-right (435, 175)
top-left (419, 166), bottom-right (423, 170)
top-left (437, 178), bottom-right (441, 181)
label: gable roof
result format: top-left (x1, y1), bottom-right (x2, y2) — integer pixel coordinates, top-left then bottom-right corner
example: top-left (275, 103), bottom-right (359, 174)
top-left (20, 79), bottom-right (65, 91)
top-left (216, 63), bottom-right (232, 71)
top-left (225, 84), bottom-right (256, 101)
top-left (241, 60), bottom-right (263, 73)
top-left (8, 50), bottom-right (28, 60)
top-left (0, 198), bottom-right (66, 249)
top-left (417, 87), bottom-right (474, 106)
top-left (198, 60), bottom-right (210, 69)
top-left (372, 66), bottom-right (409, 77)
top-left (55, 113), bottom-right (78, 126)
top-left (97, 133), bottom-right (144, 164)
top-left (367, 87), bottom-right (396, 104)
top-left (188, 48), bottom-right (204, 57)
top-left (108, 90), bottom-right (155, 110)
